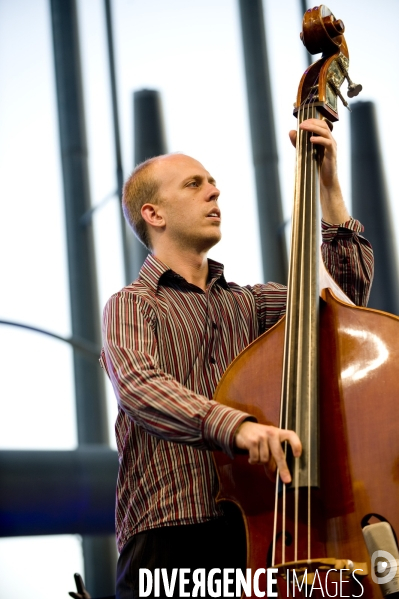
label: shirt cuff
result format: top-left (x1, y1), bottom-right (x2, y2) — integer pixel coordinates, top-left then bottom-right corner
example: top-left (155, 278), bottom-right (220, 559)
top-left (202, 402), bottom-right (256, 459)
top-left (321, 217), bottom-right (364, 243)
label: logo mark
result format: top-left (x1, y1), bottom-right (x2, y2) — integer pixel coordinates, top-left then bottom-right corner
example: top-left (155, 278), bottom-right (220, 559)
top-left (371, 550), bottom-right (398, 585)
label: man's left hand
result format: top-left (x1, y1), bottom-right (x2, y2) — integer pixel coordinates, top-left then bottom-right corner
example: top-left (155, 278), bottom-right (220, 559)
top-left (289, 118), bottom-right (337, 187)
top-left (289, 118), bottom-right (350, 224)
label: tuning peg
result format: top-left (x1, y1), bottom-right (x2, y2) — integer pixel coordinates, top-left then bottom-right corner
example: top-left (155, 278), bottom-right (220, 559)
top-left (336, 57), bottom-right (362, 98)
top-left (347, 81), bottom-right (363, 98)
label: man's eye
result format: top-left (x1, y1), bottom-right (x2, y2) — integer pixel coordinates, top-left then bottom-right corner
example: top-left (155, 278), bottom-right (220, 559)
top-left (188, 181), bottom-right (198, 187)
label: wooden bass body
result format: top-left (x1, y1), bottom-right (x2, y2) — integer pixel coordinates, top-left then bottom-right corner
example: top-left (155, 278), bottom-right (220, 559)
top-left (213, 288), bottom-right (399, 598)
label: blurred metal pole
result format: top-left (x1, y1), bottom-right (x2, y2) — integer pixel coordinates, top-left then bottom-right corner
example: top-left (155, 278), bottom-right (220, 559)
top-left (299, 0), bottom-right (312, 66)
top-left (131, 89), bottom-right (168, 278)
top-left (299, 0), bottom-right (307, 17)
top-left (238, 0), bottom-right (288, 284)
top-left (351, 101), bottom-right (399, 314)
top-left (50, 0), bottom-right (117, 595)
top-left (0, 448), bottom-right (118, 537)
top-left (104, 0), bottom-right (132, 284)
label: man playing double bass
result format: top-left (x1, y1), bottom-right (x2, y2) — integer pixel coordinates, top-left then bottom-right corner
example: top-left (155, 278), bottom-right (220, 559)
top-left (100, 118), bottom-right (374, 598)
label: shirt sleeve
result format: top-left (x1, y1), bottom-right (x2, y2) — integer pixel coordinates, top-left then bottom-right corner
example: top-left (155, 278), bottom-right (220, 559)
top-left (249, 218), bottom-right (374, 333)
top-left (101, 290), bottom-right (253, 458)
top-left (248, 282), bottom-right (287, 336)
top-left (321, 218), bottom-right (374, 307)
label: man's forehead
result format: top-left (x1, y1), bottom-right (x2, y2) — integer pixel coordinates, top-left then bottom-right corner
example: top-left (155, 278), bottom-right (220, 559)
top-left (153, 154), bottom-right (212, 182)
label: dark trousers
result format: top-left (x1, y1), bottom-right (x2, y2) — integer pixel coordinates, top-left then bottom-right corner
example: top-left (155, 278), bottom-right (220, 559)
top-left (116, 512), bottom-right (246, 598)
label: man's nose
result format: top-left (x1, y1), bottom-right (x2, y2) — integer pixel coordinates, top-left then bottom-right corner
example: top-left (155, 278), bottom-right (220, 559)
top-left (206, 184), bottom-right (220, 201)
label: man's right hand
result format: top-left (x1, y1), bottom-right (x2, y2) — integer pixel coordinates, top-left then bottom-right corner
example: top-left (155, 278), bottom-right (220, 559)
top-left (234, 422), bottom-right (302, 484)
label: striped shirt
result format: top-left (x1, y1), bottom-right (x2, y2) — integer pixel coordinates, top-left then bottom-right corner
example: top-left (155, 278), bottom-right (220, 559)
top-left (100, 218), bottom-right (373, 552)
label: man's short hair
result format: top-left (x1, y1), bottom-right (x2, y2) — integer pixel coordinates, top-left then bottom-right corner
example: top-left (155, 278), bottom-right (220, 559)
top-left (122, 157), bottom-right (162, 250)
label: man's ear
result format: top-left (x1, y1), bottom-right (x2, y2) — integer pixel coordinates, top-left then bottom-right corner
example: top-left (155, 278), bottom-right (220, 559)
top-left (141, 203), bottom-right (165, 230)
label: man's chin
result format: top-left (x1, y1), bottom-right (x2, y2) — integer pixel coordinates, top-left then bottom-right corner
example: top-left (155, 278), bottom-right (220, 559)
top-left (204, 231), bottom-right (222, 251)
top-left (185, 228), bottom-right (221, 253)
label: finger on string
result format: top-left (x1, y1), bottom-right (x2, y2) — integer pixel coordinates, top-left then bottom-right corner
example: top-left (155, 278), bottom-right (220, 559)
top-left (301, 124), bottom-right (333, 140)
top-left (281, 430), bottom-right (302, 458)
top-left (309, 135), bottom-right (332, 148)
top-left (301, 116), bottom-right (334, 132)
top-left (269, 436), bottom-right (291, 483)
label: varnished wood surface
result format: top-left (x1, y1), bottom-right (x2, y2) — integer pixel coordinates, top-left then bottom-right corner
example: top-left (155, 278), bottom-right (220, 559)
top-left (213, 289), bottom-right (399, 598)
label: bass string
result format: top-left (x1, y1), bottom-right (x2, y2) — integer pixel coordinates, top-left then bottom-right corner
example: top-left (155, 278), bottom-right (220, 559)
top-left (274, 98), bottom-right (301, 568)
top-left (307, 101), bottom-right (316, 563)
top-left (282, 104), bottom-right (302, 564)
top-left (294, 100), bottom-right (306, 564)
top-left (304, 100), bottom-right (320, 563)
top-left (294, 98), bottom-right (317, 565)
top-left (295, 99), bottom-right (312, 564)
top-left (301, 99), bottom-right (318, 565)
top-left (271, 94), bottom-right (317, 569)
top-left (272, 134), bottom-right (298, 567)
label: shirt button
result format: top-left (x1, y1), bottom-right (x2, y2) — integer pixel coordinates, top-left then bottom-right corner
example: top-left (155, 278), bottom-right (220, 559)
top-left (210, 357), bottom-right (216, 364)
top-left (212, 322), bottom-right (218, 330)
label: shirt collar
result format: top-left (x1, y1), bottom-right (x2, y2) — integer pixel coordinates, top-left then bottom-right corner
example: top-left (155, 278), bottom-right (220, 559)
top-left (138, 254), bottom-right (228, 292)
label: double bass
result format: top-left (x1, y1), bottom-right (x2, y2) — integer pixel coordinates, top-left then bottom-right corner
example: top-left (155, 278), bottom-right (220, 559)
top-left (213, 6), bottom-right (399, 598)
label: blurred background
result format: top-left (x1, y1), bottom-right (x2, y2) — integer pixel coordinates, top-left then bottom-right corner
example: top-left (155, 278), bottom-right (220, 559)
top-left (1, 0), bottom-right (398, 597)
